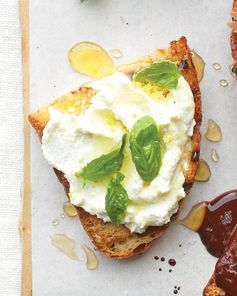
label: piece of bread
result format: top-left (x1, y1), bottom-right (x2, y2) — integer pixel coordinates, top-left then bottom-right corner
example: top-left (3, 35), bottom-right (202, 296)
top-left (29, 37), bottom-right (201, 259)
top-left (203, 276), bottom-right (225, 296)
top-left (231, 0), bottom-right (237, 71)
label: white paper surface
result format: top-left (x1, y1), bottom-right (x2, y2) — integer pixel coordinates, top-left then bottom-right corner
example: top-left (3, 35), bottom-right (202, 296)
top-left (30, 1), bottom-right (237, 295)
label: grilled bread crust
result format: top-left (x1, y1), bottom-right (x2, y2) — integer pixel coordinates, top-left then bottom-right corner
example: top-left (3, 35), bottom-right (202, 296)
top-left (203, 276), bottom-right (225, 296)
top-left (231, 0), bottom-right (237, 71)
top-left (29, 37), bottom-right (201, 259)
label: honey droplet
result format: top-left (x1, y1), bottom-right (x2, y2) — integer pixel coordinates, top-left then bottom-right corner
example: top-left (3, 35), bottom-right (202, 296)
top-left (211, 149), bottom-right (219, 162)
top-left (52, 218), bottom-right (60, 226)
top-left (110, 49), bottom-right (123, 58)
top-left (213, 63), bottom-right (221, 70)
top-left (82, 245), bottom-right (99, 270)
top-left (63, 201), bottom-right (78, 217)
top-left (180, 202), bottom-right (207, 232)
top-left (51, 234), bottom-right (79, 260)
top-left (68, 41), bottom-right (114, 78)
top-left (60, 213), bottom-right (65, 219)
top-left (191, 50), bottom-right (205, 82)
top-left (195, 159), bottom-right (211, 182)
top-left (229, 64), bottom-right (237, 77)
top-left (205, 119), bottom-right (222, 142)
top-left (219, 79), bottom-right (228, 87)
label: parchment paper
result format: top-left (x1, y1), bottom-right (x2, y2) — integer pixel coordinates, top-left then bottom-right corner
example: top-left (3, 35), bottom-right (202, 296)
top-left (30, 1), bottom-right (237, 295)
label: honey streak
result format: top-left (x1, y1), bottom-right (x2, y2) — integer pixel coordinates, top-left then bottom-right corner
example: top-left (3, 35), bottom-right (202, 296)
top-left (68, 41), bottom-right (114, 78)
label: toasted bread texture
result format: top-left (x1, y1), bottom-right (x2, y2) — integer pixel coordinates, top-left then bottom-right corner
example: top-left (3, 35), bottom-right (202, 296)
top-left (203, 276), bottom-right (225, 296)
top-left (231, 0), bottom-right (237, 71)
top-left (29, 37), bottom-right (201, 259)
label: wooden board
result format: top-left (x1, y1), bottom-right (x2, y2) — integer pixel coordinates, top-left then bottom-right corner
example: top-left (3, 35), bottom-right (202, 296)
top-left (18, 0), bottom-right (32, 295)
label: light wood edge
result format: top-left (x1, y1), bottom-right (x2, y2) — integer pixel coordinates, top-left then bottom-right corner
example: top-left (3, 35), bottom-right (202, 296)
top-left (19, 0), bottom-right (32, 295)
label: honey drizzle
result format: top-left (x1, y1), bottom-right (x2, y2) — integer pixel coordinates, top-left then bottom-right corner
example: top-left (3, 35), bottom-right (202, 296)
top-left (68, 41), bottom-right (114, 78)
top-left (194, 159), bottom-right (211, 182)
top-left (82, 245), bottom-right (99, 270)
top-left (211, 149), bottom-right (220, 162)
top-left (51, 234), bottom-right (79, 260)
top-left (110, 49), bottom-right (123, 58)
top-left (191, 50), bottom-right (205, 82)
top-left (180, 203), bottom-right (207, 232)
top-left (63, 201), bottom-right (78, 217)
top-left (205, 119), bottom-right (222, 142)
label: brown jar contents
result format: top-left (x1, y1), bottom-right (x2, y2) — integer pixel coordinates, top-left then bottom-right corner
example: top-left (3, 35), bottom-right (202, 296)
top-left (198, 190), bottom-right (237, 257)
top-left (215, 227), bottom-right (237, 296)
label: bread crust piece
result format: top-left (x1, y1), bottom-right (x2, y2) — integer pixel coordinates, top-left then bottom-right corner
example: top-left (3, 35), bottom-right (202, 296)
top-left (231, 0), bottom-right (237, 71)
top-left (29, 37), bottom-right (201, 259)
top-left (203, 276), bottom-right (225, 296)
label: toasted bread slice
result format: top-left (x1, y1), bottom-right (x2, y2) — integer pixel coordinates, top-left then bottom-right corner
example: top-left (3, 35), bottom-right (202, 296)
top-left (203, 276), bottom-right (225, 296)
top-left (231, 0), bottom-right (237, 71)
top-left (29, 37), bottom-right (201, 259)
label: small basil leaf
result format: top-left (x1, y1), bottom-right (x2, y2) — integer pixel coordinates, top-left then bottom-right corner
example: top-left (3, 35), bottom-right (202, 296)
top-left (133, 61), bottom-right (181, 89)
top-left (75, 134), bottom-right (127, 182)
top-left (105, 172), bottom-right (128, 224)
top-left (130, 116), bottom-right (161, 182)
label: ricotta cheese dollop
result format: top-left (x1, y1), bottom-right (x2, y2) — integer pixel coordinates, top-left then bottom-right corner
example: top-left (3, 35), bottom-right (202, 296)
top-left (42, 71), bottom-right (195, 233)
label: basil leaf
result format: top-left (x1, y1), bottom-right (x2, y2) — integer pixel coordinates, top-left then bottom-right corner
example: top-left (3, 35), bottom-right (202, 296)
top-left (130, 116), bottom-right (161, 182)
top-left (105, 172), bottom-right (128, 224)
top-left (133, 61), bottom-right (181, 89)
top-left (75, 134), bottom-right (127, 182)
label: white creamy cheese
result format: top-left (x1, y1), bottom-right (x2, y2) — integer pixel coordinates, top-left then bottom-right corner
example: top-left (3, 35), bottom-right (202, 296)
top-left (42, 71), bottom-right (195, 233)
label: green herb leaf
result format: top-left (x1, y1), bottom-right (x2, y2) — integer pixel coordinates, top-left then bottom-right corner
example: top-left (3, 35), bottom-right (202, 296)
top-left (75, 134), bottom-right (127, 182)
top-left (130, 116), bottom-right (161, 182)
top-left (105, 172), bottom-right (128, 224)
top-left (133, 61), bottom-right (181, 89)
